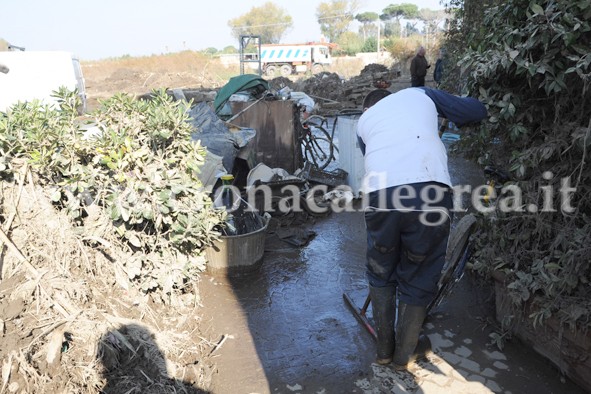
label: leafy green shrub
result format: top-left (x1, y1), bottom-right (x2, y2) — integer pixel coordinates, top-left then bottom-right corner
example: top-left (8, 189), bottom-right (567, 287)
top-left (450, 0), bottom-right (591, 328)
top-left (0, 88), bottom-right (224, 300)
top-left (335, 32), bottom-right (364, 56)
top-left (361, 37), bottom-right (377, 52)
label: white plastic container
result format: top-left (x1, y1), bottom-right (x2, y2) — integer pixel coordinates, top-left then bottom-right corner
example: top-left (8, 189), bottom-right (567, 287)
top-left (336, 116), bottom-right (365, 198)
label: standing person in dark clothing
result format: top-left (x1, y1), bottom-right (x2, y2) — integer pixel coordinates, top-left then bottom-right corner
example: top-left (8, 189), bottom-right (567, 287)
top-left (410, 46), bottom-right (430, 87)
top-left (434, 49), bottom-right (444, 87)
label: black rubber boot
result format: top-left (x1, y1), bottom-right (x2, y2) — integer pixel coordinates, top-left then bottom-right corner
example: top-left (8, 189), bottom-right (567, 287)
top-left (369, 285), bottom-right (396, 365)
top-left (392, 302), bottom-right (431, 370)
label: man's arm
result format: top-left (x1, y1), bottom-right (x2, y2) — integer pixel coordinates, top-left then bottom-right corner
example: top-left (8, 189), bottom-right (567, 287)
top-left (410, 57), bottom-right (417, 77)
top-left (420, 88), bottom-right (487, 128)
top-left (357, 135), bottom-right (366, 156)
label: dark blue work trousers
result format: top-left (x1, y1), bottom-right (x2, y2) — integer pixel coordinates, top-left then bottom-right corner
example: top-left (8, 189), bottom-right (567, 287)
top-left (364, 182), bottom-right (453, 307)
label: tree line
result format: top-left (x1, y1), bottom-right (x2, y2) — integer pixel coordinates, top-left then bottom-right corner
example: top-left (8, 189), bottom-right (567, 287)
top-left (201, 1), bottom-right (446, 57)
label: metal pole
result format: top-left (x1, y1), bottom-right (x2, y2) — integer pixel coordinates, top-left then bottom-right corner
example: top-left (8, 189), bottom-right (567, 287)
top-left (377, 20), bottom-right (380, 62)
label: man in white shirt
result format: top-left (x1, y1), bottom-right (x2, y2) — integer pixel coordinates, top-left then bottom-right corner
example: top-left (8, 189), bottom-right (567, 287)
top-left (356, 87), bottom-right (486, 370)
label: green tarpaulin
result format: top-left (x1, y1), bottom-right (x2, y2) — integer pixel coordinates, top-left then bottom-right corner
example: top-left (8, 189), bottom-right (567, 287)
top-left (213, 74), bottom-right (269, 115)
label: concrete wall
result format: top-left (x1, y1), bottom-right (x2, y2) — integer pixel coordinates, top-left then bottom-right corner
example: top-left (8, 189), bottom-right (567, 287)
top-left (218, 52), bottom-right (395, 70)
top-left (354, 52), bottom-right (395, 67)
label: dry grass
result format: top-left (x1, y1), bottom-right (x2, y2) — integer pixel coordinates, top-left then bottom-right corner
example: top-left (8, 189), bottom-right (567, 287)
top-left (330, 56), bottom-right (366, 79)
top-left (82, 50), bottom-right (239, 83)
top-left (81, 51), bottom-right (240, 111)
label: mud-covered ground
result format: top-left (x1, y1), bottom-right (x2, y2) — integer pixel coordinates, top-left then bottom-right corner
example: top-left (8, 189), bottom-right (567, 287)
top-left (197, 149), bottom-right (587, 394)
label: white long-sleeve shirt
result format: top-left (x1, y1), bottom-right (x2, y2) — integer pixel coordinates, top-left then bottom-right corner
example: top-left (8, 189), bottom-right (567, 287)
top-left (356, 88), bottom-right (451, 193)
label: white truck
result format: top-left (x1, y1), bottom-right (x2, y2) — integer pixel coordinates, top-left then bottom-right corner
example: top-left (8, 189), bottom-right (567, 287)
top-left (0, 50), bottom-right (87, 113)
top-left (258, 43), bottom-right (332, 77)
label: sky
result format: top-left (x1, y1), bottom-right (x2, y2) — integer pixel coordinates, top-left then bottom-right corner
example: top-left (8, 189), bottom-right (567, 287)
top-left (1, 0), bottom-right (445, 61)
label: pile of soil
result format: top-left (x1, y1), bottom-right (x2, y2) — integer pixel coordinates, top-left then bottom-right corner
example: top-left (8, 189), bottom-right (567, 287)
top-left (0, 163), bottom-right (215, 393)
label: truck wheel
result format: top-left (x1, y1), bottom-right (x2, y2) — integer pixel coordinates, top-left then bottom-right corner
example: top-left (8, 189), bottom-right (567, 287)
top-left (280, 65), bottom-right (292, 77)
top-left (312, 64), bottom-right (324, 74)
top-left (265, 66), bottom-right (277, 77)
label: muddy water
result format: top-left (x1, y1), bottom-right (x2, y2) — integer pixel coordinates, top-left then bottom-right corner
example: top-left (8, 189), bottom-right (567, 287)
top-left (199, 147), bottom-right (586, 394)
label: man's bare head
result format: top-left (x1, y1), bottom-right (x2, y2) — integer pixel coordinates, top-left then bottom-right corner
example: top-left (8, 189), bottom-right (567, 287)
top-left (362, 89), bottom-right (392, 111)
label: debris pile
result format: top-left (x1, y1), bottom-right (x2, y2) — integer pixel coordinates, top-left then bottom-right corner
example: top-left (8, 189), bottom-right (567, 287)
top-left (338, 63), bottom-right (401, 110)
top-left (155, 63), bottom-right (404, 116)
top-left (290, 63), bottom-right (402, 114)
top-left (266, 76), bottom-right (295, 91)
top-left (293, 72), bottom-right (346, 109)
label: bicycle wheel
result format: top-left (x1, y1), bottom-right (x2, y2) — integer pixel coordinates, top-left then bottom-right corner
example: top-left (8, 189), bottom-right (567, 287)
top-left (428, 214), bottom-right (477, 312)
top-left (302, 125), bottom-right (335, 170)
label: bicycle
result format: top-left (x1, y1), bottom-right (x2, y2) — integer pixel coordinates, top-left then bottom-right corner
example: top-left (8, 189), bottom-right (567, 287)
top-left (299, 113), bottom-right (338, 170)
top-left (343, 213), bottom-right (478, 341)
top-left (428, 164), bottom-right (514, 311)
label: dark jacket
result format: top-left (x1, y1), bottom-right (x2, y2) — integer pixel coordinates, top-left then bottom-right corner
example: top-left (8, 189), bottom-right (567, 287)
top-left (434, 59), bottom-right (443, 83)
top-left (410, 54), bottom-right (429, 79)
top-left (418, 87), bottom-right (488, 127)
